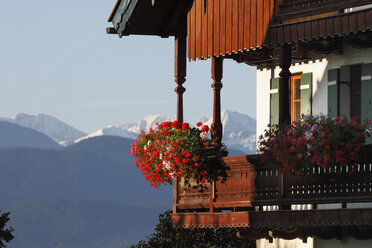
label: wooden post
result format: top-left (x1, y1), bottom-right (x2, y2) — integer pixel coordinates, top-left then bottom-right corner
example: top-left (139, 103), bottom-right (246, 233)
top-left (211, 57), bottom-right (223, 141)
top-left (173, 29), bottom-right (186, 214)
top-left (278, 44), bottom-right (291, 210)
top-left (174, 30), bottom-right (187, 123)
top-left (278, 43), bottom-right (292, 126)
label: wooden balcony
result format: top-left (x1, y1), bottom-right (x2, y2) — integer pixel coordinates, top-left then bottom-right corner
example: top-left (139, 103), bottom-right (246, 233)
top-left (171, 152), bottom-right (372, 234)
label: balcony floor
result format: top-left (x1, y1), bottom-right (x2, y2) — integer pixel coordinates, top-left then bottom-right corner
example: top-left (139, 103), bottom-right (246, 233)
top-left (172, 208), bottom-right (372, 228)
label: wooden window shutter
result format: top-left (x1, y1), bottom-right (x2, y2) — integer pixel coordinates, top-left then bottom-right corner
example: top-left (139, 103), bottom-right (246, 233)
top-left (361, 63), bottom-right (372, 144)
top-left (328, 69), bottom-right (340, 118)
top-left (339, 66), bottom-right (351, 117)
top-left (300, 73), bottom-right (312, 116)
top-left (270, 77), bottom-right (280, 125)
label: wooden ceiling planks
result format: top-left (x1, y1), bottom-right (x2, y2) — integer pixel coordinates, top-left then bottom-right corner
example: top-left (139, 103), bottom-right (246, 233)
top-left (188, 0), bottom-right (274, 61)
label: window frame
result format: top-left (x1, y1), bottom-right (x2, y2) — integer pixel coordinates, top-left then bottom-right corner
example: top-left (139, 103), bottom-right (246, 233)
top-left (290, 72), bottom-right (303, 122)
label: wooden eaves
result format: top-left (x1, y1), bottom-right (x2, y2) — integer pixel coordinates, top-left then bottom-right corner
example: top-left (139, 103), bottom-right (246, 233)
top-left (107, 0), bottom-right (190, 37)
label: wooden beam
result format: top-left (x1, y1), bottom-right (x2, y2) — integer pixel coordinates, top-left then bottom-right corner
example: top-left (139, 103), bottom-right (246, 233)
top-left (211, 57), bottom-right (223, 141)
top-left (173, 177), bottom-right (179, 213)
top-left (171, 212), bottom-right (250, 228)
top-left (278, 44), bottom-right (291, 126)
top-left (106, 27), bottom-right (118, 34)
top-left (171, 209), bottom-right (372, 230)
top-left (174, 28), bottom-right (187, 123)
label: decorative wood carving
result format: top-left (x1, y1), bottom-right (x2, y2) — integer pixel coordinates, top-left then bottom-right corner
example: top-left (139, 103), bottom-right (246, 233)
top-left (349, 32), bottom-right (372, 49)
top-left (273, 43), bottom-right (308, 60)
top-left (211, 57), bottom-right (223, 141)
top-left (311, 37), bottom-right (343, 55)
top-left (233, 48), bottom-right (274, 66)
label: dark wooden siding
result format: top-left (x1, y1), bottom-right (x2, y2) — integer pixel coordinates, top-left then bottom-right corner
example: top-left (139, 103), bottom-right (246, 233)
top-left (267, 8), bottom-right (372, 45)
top-left (187, 0), bottom-right (274, 60)
top-left (188, 2), bottom-right (372, 61)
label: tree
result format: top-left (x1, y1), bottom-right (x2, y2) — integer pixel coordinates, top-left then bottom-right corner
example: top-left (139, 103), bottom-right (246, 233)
top-left (132, 211), bottom-right (255, 248)
top-left (0, 211), bottom-right (14, 248)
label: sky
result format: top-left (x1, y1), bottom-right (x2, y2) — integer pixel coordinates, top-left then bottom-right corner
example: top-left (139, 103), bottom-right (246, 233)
top-left (0, 0), bottom-right (256, 133)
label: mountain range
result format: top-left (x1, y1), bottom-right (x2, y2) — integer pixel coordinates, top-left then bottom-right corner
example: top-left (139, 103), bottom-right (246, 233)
top-left (0, 113), bottom-right (86, 146)
top-left (0, 111), bottom-right (256, 154)
top-left (0, 111), bottom-right (256, 247)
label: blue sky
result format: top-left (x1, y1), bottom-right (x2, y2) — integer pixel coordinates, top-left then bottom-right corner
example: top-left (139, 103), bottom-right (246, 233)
top-left (0, 0), bottom-right (256, 133)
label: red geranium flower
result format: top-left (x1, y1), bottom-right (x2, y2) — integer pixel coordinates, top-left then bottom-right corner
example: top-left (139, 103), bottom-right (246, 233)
top-left (182, 123), bottom-right (190, 130)
top-left (131, 121), bottom-right (225, 187)
top-left (172, 121), bottom-right (181, 129)
top-left (201, 125), bottom-right (209, 132)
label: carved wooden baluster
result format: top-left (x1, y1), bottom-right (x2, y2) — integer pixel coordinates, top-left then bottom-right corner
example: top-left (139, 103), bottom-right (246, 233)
top-left (173, 29), bottom-right (186, 214)
top-left (174, 29), bottom-right (187, 124)
top-left (211, 57), bottom-right (223, 141)
top-left (210, 57), bottom-right (223, 213)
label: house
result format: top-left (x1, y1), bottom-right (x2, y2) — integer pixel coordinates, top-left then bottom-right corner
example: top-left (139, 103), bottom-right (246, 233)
top-left (107, 0), bottom-right (372, 247)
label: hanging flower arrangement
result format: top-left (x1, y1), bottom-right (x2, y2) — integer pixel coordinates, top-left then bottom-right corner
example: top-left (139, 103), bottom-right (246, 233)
top-left (130, 121), bottom-right (227, 187)
top-left (258, 115), bottom-right (371, 173)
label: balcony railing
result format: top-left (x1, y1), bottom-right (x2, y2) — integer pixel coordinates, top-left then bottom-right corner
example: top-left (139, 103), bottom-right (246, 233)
top-left (174, 152), bottom-right (372, 214)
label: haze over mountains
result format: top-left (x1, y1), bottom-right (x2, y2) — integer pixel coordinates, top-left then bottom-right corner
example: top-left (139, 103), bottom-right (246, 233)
top-left (0, 111), bottom-right (256, 154)
top-left (0, 111), bottom-right (256, 247)
top-left (0, 121), bottom-right (61, 150)
top-left (0, 136), bottom-right (170, 248)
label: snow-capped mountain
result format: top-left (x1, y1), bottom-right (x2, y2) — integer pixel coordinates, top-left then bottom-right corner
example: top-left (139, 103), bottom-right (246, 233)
top-left (124, 114), bottom-right (176, 134)
top-left (0, 113), bottom-right (86, 146)
top-left (74, 126), bottom-right (138, 143)
top-left (76, 111), bottom-right (256, 154)
top-left (205, 111), bottom-right (256, 154)
top-left (74, 114), bottom-right (175, 144)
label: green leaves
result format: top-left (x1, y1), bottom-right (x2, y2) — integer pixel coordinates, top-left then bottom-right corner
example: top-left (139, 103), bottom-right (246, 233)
top-left (0, 211), bottom-right (14, 248)
top-left (132, 210), bottom-right (255, 248)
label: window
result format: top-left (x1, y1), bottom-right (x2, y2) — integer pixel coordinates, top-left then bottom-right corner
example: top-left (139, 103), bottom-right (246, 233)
top-left (328, 64), bottom-right (372, 144)
top-left (270, 73), bottom-right (312, 125)
top-left (328, 65), bottom-right (363, 120)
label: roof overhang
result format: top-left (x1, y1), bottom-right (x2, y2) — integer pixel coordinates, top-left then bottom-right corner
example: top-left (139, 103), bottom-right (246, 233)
top-left (107, 0), bottom-right (190, 38)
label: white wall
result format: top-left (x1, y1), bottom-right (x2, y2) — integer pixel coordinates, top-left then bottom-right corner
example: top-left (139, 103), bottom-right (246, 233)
top-left (314, 238), bottom-right (372, 248)
top-left (256, 45), bottom-right (372, 146)
top-left (257, 238), bottom-right (313, 248)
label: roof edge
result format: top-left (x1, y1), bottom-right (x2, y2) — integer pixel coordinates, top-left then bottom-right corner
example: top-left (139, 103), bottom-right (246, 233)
top-left (108, 0), bottom-right (121, 22)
